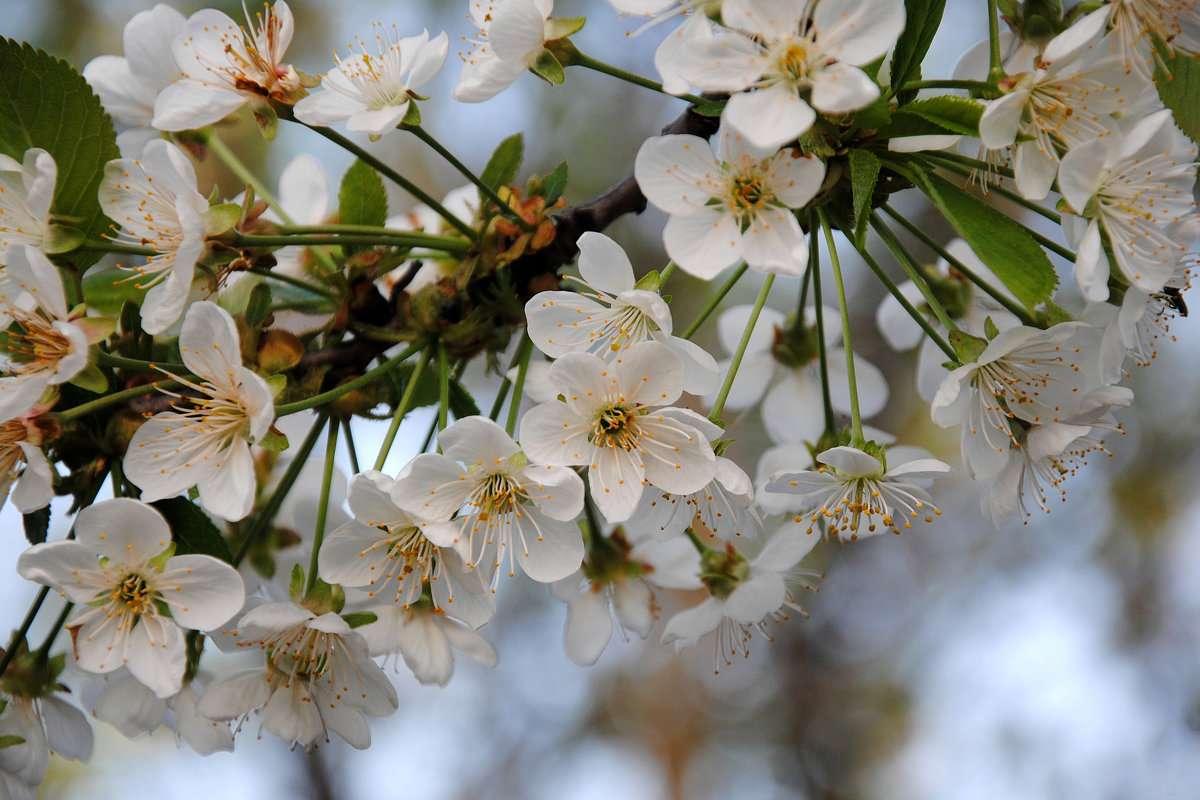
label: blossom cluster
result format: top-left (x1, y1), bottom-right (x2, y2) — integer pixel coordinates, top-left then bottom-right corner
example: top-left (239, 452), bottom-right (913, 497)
top-left (0, 0), bottom-right (1196, 788)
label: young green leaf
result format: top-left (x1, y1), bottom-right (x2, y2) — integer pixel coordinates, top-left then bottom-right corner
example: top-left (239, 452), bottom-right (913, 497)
top-left (890, 0), bottom-right (948, 102)
top-left (480, 133), bottom-right (524, 191)
top-left (890, 96), bottom-right (985, 136)
top-left (849, 150), bottom-right (882, 249)
top-left (541, 161), bottom-right (569, 205)
top-left (1153, 37), bottom-right (1200, 145)
top-left (338, 159), bottom-right (389, 231)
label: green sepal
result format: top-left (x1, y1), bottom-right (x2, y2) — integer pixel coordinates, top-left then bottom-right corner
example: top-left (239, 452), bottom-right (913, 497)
top-left (509, 450), bottom-right (528, 471)
top-left (692, 97), bottom-right (727, 117)
top-left (634, 271), bottom-right (664, 291)
top-left (0, 736), bottom-right (25, 749)
top-left (530, 49), bottom-right (565, 85)
top-left (265, 373), bottom-right (287, 398)
top-left (288, 563), bottom-right (306, 603)
top-left (257, 426), bottom-right (289, 452)
top-left (401, 101), bottom-right (421, 127)
top-left (712, 438), bottom-right (735, 457)
top-left (42, 224), bottom-right (85, 254)
top-left (252, 101), bottom-right (278, 141)
top-left (342, 612), bottom-right (378, 629)
top-left (983, 316), bottom-right (1000, 340)
top-left (544, 15), bottom-right (586, 40)
top-left (74, 316), bottom-right (115, 345)
top-left (204, 203), bottom-right (242, 237)
top-left (949, 329), bottom-right (987, 364)
top-left (245, 282), bottom-right (272, 328)
top-left (1040, 299), bottom-right (1075, 326)
top-left (68, 362), bottom-right (108, 393)
top-left (147, 541), bottom-right (178, 571)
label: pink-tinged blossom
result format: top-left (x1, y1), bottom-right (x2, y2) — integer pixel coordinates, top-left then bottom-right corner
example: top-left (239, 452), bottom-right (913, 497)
top-left (635, 124), bottom-right (825, 278)
top-left (295, 26), bottom-right (449, 137)
top-left (83, 5), bottom-right (188, 154)
top-left (198, 601), bottom-right (398, 750)
top-left (765, 445), bottom-right (951, 541)
top-left (519, 341), bottom-right (716, 523)
top-left (152, 1), bottom-right (305, 131)
top-left (98, 139), bottom-right (209, 334)
top-left (16, 498), bottom-right (245, 698)
top-left (666, 0), bottom-right (905, 149)
top-left (124, 302), bottom-right (275, 521)
top-left (0, 148), bottom-right (55, 259)
top-left (1059, 109), bottom-right (1198, 302)
top-left (525, 231), bottom-right (720, 394)
top-left (392, 415), bottom-right (585, 584)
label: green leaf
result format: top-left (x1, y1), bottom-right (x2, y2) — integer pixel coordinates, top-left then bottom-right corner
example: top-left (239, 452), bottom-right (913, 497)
top-left (289, 563), bottom-right (305, 602)
top-left (82, 268), bottom-right (148, 316)
top-left (852, 95), bottom-right (892, 131)
top-left (341, 612), bottom-right (378, 629)
top-left (849, 150), bottom-right (881, 249)
top-left (338, 159), bottom-right (388, 237)
top-left (892, 96), bottom-right (984, 136)
top-left (1153, 36), bottom-right (1200, 146)
top-left (541, 161), bottom-right (569, 205)
top-left (151, 497), bottom-right (234, 563)
top-left (480, 133), bottom-right (524, 191)
top-left (245, 282), bottom-right (272, 328)
top-left (0, 38), bottom-right (120, 271)
top-left (448, 379), bottom-right (480, 420)
top-left (914, 172), bottom-right (1058, 310)
top-left (0, 735), bottom-right (25, 749)
top-left (22, 505), bottom-right (49, 546)
top-left (392, 362), bottom-right (440, 409)
top-left (890, 0), bottom-right (948, 102)
top-left (41, 224), bottom-right (85, 254)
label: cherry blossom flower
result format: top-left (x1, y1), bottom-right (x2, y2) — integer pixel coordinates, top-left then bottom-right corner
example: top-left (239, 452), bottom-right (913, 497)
top-left (98, 139), bottom-right (209, 334)
top-left (666, 0), bottom-right (905, 149)
top-left (605, 1), bottom-right (723, 95)
top-left (0, 148), bottom-right (55, 259)
top-left (0, 407), bottom-right (54, 514)
top-left (392, 415), bottom-right (585, 583)
top-left (84, 669), bottom-right (234, 755)
top-left (764, 444), bottom-right (951, 541)
top-left (318, 470), bottom-right (495, 627)
top-left (519, 341), bottom-right (716, 523)
top-left (294, 26), bottom-right (449, 137)
top-left (1059, 109), bottom-right (1198, 302)
top-left (124, 302), bottom-right (275, 521)
top-left (152, 1), bottom-right (306, 131)
top-left (661, 525), bottom-right (819, 669)
top-left (0, 246), bottom-right (112, 422)
top-left (198, 601), bottom-right (398, 749)
top-left (16, 498), bottom-right (245, 698)
top-left (1103, 0), bottom-right (1200, 81)
top-left (524, 231), bottom-right (720, 393)
top-left (83, 4), bottom-right (188, 155)
top-left (0, 689), bottom-right (92, 800)
top-left (635, 124), bottom-right (825, 278)
top-left (454, 0), bottom-right (555, 102)
top-left (628, 455), bottom-right (764, 543)
top-left (354, 597), bottom-right (498, 686)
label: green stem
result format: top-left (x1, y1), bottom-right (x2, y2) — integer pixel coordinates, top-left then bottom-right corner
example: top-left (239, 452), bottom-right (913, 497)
top-left (489, 335), bottom-right (533, 422)
top-left (810, 224), bottom-right (836, 435)
top-left (437, 343), bottom-right (450, 432)
top-left (562, 47), bottom-right (706, 105)
top-left (657, 260), bottom-right (678, 288)
top-left (96, 352), bottom-right (189, 374)
top-left (817, 210), bottom-right (864, 445)
top-left (82, 239), bottom-right (157, 257)
top-left (0, 586), bottom-right (50, 678)
top-left (373, 347), bottom-right (434, 471)
top-left (506, 334), bottom-right (534, 438)
top-left (881, 204), bottom-right (1037, 326)
top-left (282, 110), bottom-right (476, 239)
top-left (900, 79), bottom-right (995, 93)
top-left (33, 602), bottom-right (73, 661)
top-left (56, 380), bottom-right (180, 422)
top-left (232, 232), bottom-right (471, 254)
top-left (682, 263), bottom-right (750, 340)
top-left (342, 419), bottom-right (360, 474)
top-left (870, 212), bottom-right (958, 333)
top-left (683, 526), bottom-right (715, 557)
top-left (232, 416), bottom-right (326, 567)
top-left (405, 125), bottom-right (532, 230)
top-left (920, 152), bottom-right (1062, 225)
top-left (918, 149), bottom-right (1016, 182)
top-left (274, 338), bottom-right (429, 416)
top-left (709, 274), bottom-right (774, 422)
top-left (276, 224), bottom-right (471, 251)
top-left (987, 0), bottom-right (1005, 83)
top-left (305, 420), bottom-right (338, 596)
top-left (248, 266), bottom-right (335, 299)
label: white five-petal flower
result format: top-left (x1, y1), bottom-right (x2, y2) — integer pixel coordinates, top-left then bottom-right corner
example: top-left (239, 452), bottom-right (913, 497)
top-left (0, 148), bottom-right (55, 259)
top-left (454, 0), bottom-right (554, 103)
top-left (16, 498), bottom-right (245, 698)
top-left (124, 302), bottom-right (275, 521)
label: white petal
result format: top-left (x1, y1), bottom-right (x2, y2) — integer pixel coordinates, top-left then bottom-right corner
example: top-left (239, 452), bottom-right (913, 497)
top-left (563, 589), bottom-right (613, 666)
top-left (156, 554), bottom-right (245, 630)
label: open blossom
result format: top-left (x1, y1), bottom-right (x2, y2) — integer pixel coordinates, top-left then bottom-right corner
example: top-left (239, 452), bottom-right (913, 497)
top-left (0, 691), bottom-right (92, 800)
top-left (666, 0), bottom-right (905, 149)
top-left (0, 148), bottom-right (55, 259)
top-left (16, 498), bottom-right (245, 698)
top-left (454, 0), bottom-right (555, 102)
top-left (153, 1), bottom-right (305, 131)
top-left (0, 408), bottom-right (54, 514)
top-left (85, 669), bottom-right (234, 755)
top-left (662, 525), bottom-right (819, 668)
top-left (0, 246), bottom-right (111, 423)
top-left (294, 26), bottom-right (449, 136)
top-left (98, 139), bottom-right (209, 334)
top-left (319, 470), bottom-right (495, 628)
top-left (393, 416), bottom-right (585, 583)
top-left (520, 341), bottom-right (717, 524)
top-left (198, 602), bottom-right (398, 749)
top-left (354, 598), bottom-right (498, 686)
top-left (1104, 0), bottom-right (1200, 81)
top-left (1059, 109), bottom-right (1198, 302)
top-left (525, 231), bottom-right (720, 394)
top-left (765, 445), bottom-right (951, 541)
top-left (635, 123), bottom-right (825, 278)
top-left (125, 302), bottom-right (275, 521)
top-left (83, 4), bottom-right (188, 154)
top-left (628, 455), bottom-right (764, 543)
top-left (978, 10), bottom-right (1131, 200)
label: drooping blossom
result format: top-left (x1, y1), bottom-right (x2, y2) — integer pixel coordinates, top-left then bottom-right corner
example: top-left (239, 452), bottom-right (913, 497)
top-left (0, 689), bottom-right (92, 800)
top-left (98, 139), bottom-right (209, 334)
top-left (635, 123), bottom-right (825, 277)
top-left (84, 669), bottom-right (234, 755)
top-left (0, 148), bottom-right (55, 259)
top-left (392, 415), bottom-right (585, 583)
top-left (524, 231), bottom-right (720, 393)
top-left (152, 1), bottom-right (307, 131)
top-left (124, 302), bottom-right (275, 521)
top-left (294, 26), bottom-right (449, 136)
top-left (454, 0), bottom-right (556, 103)
top-left (0, 407), bottom-right (54, 514)
top-left (16, 498), bottom-right (246, 698)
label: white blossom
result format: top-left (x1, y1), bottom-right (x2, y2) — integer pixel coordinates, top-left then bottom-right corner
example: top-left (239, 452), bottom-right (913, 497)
top-left (0, 148), bottom-right (55, 259)
top-left (454, 0), bottom-right (554, 103)
top-left (0, 691), bottom-right (92, 799)
top-left (354, 599), bottom-right (498, 686)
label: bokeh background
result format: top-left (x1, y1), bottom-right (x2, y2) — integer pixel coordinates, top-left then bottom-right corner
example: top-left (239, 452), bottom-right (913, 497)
top-left (3, 1), bottom-right (1200, 797)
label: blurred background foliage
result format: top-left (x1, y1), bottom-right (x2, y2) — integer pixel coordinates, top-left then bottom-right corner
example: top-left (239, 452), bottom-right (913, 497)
top-left (4, 1), bottom-right (1200, 798)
